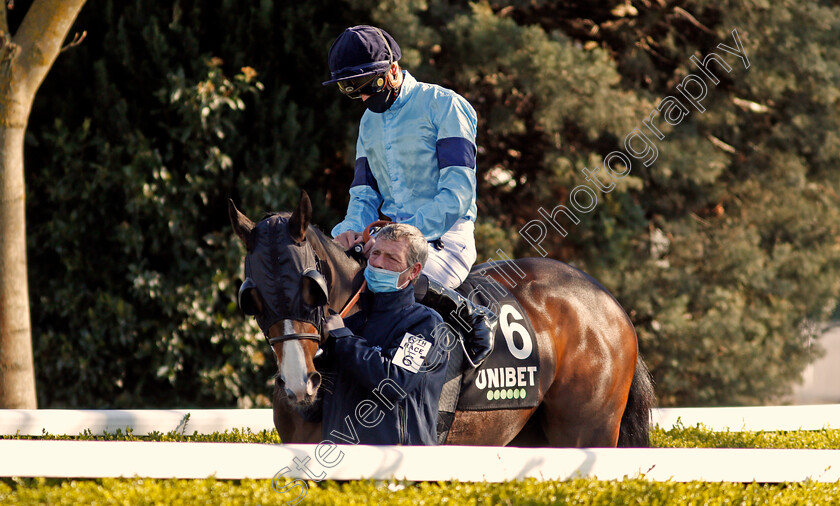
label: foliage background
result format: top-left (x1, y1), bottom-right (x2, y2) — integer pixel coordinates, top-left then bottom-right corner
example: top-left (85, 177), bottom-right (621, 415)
top-left (12, 0), bottom-right (840, 407)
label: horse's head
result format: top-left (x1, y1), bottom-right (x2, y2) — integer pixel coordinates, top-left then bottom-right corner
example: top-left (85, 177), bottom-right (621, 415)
top-left (229, 191), bottom-right (331, 404)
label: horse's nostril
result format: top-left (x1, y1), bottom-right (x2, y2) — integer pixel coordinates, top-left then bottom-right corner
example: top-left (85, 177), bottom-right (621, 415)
top-left (285, 388), bottom-right (297, 401)
top-left (308, 372), bottom-right (321, 392)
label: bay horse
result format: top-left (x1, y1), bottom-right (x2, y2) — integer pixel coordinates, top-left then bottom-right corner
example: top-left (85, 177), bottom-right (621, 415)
top-left (229, 191), bottom-right (654, 447)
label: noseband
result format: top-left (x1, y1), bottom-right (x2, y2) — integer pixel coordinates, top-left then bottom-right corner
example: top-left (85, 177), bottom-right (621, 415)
top-left (267, 318), bottom-right (322, 346)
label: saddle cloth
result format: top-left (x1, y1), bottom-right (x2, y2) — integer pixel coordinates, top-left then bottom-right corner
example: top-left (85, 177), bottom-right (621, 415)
top-left (435, 268), bottom-right (541, 442)
top-left (455, 271), bottom-right (540, 410)
top-left (438, 268), bottom-right (540, 430)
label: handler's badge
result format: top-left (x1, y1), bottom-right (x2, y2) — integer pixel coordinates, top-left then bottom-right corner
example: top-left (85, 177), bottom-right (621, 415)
top-left (392, 332), bottom-right (432, 373)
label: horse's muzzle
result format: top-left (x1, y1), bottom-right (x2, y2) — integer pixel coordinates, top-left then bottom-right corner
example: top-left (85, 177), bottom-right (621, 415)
top-left (284, 371), bottom-right (321, 403)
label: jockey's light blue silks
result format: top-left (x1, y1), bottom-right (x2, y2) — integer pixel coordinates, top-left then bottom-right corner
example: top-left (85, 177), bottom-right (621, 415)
top-left (331, 71), bottom-right (478, 241)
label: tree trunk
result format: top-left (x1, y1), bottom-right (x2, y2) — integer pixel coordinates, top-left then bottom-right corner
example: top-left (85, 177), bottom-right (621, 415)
top-left (0, 96), bottom-right (35, 408)
top-left (0, 0), bottom-right (86, 408)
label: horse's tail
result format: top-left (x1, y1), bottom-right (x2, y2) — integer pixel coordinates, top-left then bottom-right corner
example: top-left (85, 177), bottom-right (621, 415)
top-left (617, 355), bottom-right (655, 447)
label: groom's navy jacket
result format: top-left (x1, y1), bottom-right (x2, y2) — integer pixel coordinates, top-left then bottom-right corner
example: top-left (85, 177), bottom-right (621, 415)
top-left (314, 285), bottom-right (447, 445)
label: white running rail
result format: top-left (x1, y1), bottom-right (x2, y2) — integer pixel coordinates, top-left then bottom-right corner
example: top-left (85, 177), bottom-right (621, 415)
top-left (0, 441), bottom-right (838, 482)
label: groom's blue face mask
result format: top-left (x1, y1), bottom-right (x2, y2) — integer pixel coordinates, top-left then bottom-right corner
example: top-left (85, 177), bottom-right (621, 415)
top-left (364, 264), bottom-right (410, 292)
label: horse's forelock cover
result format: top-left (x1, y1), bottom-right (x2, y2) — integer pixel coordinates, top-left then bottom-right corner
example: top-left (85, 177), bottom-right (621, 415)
top-left (245, 214), bottom-right (321, 333)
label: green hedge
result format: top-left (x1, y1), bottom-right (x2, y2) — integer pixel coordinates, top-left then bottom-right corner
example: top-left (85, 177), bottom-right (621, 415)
top-left (3, 425), bottom-right (840, 449)
top-left (2, 478), bottom-right (840, 505)
top-left (0, 427), bottom-right (281, 444)
top-left (653, 424), bottom-right (840, 449)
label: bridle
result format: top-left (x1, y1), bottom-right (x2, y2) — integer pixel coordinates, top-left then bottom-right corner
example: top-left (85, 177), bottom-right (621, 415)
top-left (266, 282), bottom-right (367, 346)
top-left (267, 319), bottom-right (321, 346)
top-left (263, 253), bottom-right (327, 347)
top-left (243, 219), bottom-right (389, 348)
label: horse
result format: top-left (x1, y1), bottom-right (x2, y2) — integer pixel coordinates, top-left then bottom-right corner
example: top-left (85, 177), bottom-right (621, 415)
top-left (229, 191), bottom-right (655, 447)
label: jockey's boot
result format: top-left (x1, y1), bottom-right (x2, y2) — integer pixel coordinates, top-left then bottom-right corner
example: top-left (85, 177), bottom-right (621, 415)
top-left (414, 275), bottom-right (497, 368)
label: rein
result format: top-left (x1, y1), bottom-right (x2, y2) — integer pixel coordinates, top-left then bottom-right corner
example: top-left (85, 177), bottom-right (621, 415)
top-left (335, 219), bottom-right (390, 317)
top-left (338, 280), bottom-right (367, 318)
top-left (266, 220), bottom-right (389, 345)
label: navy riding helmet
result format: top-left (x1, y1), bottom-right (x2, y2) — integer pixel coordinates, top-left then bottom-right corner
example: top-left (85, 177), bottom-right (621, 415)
top-left (322, 25), bottom-right (402, 97)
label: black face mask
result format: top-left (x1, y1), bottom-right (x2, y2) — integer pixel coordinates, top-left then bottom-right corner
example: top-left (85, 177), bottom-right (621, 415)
top-left (243, 214), bottom-right (323, 335)
top-left (364, 84), bottom-right (399, 113)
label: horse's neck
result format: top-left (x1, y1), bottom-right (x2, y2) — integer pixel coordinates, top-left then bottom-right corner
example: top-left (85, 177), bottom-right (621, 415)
top-left (307, 227), bottom-right (363, 310)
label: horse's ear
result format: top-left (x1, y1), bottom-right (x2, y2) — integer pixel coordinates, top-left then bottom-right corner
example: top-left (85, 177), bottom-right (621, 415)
top-left (228, 199), bottom-right (256, 251)
top-left (288, 190), bottom-right (312, 242)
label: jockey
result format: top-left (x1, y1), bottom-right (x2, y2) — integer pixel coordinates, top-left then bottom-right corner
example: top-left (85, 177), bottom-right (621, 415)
top-left (323, 25), bottom-right (496, 367)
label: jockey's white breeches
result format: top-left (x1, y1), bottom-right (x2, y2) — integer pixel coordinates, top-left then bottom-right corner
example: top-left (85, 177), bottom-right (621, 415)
top-left (421, 218), bottom-right (477, 289)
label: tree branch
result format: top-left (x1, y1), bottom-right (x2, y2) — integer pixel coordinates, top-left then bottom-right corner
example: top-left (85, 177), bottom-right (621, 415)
top-left (672, 7), bottom-right (716, 36)
top-left (12, 0), bottom-right (86, 99)
top-left (60, 29), bottom-right (86, 53)
top-left (0, 4), bottom-right (11, 77)
top-left (1, 2), bottom-right (8, 36)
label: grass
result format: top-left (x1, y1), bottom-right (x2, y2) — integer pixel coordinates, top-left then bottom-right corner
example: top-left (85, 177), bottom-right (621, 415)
top-left (5, 423), bottom-right (840, 449)
top-left (2, 477), bottom-right (840, 505)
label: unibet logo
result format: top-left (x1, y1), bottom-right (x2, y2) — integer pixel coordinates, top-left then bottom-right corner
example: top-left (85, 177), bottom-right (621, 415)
top-left (475, 365), bottom-right (537, 390)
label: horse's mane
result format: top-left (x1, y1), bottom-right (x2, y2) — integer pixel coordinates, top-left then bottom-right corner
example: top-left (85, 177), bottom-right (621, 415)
top-left (306, 223), bottom-right (365, 273)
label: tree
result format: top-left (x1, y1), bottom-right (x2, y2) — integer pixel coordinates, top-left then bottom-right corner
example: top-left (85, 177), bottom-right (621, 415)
top-left (16, 0), bottom-right (840, 408)
top-left (22, 0), bottom-right (365, 408)
top-left (0, 0), bottom-right (86, 408)
top-left (367, 0), bottom-right (840, 404)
